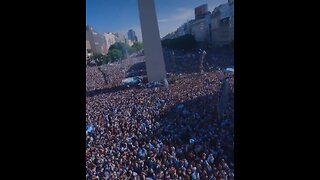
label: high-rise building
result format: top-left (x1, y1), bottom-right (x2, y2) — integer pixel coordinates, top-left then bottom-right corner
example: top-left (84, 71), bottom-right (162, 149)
top-left (127, 29), bottom-right (138, 43)
top-left (190, 18), bottom-right (207, 42)
top-left (114, 33), bottom-right (126, 43)
top-left (86, 40), bottom-right (93, 59)
top-left (229, 0), bottom-right (234, 41)
top-left (195, 4), bottom-right (210, 20)
top-left (93, 31), bottom-right (108, 55)
top-left (86, 26), bottom-right (97, 54)
top-left (86, 26), bottom-right (108, 55)
top-left (104, 32), bottom-right (117, 50)
top-left (162, 1), bottom-right (234, 46)
top-left (210, 2), bottom-right (234, 46)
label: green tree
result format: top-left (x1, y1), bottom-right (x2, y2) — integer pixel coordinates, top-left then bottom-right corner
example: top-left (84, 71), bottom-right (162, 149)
top-left (107, 42), bottom-right (144, 62)
top-left (107, 49), bottom-right (123, 62)
top-left (108, 42), bottom-right (130, 60)
top-left (128, 42), bottom-right (143, 54)
top-left (162, 34), bottom-right (198, 50)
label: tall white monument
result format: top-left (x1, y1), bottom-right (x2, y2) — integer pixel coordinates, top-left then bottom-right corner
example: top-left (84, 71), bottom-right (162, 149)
top-left (138, 0), bottom-right (167, 82)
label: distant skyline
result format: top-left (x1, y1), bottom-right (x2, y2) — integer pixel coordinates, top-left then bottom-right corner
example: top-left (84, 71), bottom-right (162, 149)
top-left (86, 0), bottom-right (228, 40)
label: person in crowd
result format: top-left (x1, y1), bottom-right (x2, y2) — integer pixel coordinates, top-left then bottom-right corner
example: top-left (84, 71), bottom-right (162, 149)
top-left (86, 48), bottom-right (234, 179)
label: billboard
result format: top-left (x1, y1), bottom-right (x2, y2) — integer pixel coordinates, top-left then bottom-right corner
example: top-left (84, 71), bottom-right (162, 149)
top-left (195, 4), bottom-right (209, 20)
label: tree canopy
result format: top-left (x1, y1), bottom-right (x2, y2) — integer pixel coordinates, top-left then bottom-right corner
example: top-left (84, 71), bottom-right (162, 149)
top-left (161, 34), bottom-right (198, 50)
top-left (86, 42), bottom-right (144, 67)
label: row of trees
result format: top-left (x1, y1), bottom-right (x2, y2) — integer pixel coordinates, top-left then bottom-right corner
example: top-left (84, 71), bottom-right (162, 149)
top-left (162, 34), bottom-right (234, 50)
top-left (87, 42), bottom-right (143, 66)
top-left (161, 34), bottom-right (198, 50)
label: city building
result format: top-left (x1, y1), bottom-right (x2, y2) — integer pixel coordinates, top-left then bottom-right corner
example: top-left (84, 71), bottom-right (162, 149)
top-left (86, 26), bottom-right (108, 55)
top-left (86, 26), bottom-right (97, 55)
top-left (93, 31), bottom-right (108, 55)
top-left (86, 40), bottom-right (93, 60)
top-left (211, 2), bottom-right (234, 46)
top-left (162, 20), bottom-right (193, 40)
top-left (127, 29), bottom-right (138, 43)
top-left (104, 32), bottom-right (117, 50)
top-left (195, 4), bottom-right (210, 20)
top-left (126, 39), bottom-right (134, 46)
top-left (161, 1), bottom-right (234, 46)
top-left (229, 0), bottom-right (234, 42)
top-left (176, 22), bottom-right (191, 37)
top-left (190, 8), bottom-right (211, 43)
top-left (190, 18), bottom-right (207, 42)
top-left (162, 4), bottom-right (212, 44)
top-left (114, 33), bottom-right (126, 43)
top-left (162, 32), bottom-right (176, 40)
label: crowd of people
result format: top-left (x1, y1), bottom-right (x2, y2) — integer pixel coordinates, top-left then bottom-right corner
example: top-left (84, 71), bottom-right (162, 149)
top-left (163, 48), bottom-right (234, 75)
top-left (86, 56), bottom-right (146, 91)
top-left (86, 48), bottom-right (234, 179)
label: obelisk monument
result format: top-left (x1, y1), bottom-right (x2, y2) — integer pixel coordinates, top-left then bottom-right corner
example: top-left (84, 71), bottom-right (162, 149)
top-left (138, 0), bottom-right (167, 82)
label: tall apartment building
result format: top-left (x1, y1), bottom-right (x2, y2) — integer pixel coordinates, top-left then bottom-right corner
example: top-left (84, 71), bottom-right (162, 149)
top-left (104, 32), bottom-right (117, 50)
top-left (114, 33), bottom-right (126, 43)
top-left (211, 2), bottom-right (234, 46)
top-left (162, 1), bottom-right (234, 47)
top-left (190, 4), bottom-right (212, 43)
top-left (86, 26), bottom-right (97, 55)
top-left (127, 29), bottom-right (138, 43)
top-left (86, 26), bottom-right (108, 55)
top-left (195, 4), bottom-right (210, 20)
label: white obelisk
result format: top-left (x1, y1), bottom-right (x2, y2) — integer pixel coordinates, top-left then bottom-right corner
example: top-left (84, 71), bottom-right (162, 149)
top-left (138, 0), bottom-right (167, 82)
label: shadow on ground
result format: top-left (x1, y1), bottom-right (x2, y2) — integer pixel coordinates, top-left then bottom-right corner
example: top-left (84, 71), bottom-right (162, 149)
top-left (135, 94), bottom-right (234, 166)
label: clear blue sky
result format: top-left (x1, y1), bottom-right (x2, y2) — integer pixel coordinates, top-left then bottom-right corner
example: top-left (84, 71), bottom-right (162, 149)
top-left (86, 0), bottom-right (227, 40)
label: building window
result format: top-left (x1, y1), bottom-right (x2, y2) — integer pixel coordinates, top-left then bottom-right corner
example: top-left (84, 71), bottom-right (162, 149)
top-left (220, 17), bottom-right (230, 27)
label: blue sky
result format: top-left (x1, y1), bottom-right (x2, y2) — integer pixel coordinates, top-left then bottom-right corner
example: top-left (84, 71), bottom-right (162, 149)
top-left (86, 0), bottom-right (227, 40)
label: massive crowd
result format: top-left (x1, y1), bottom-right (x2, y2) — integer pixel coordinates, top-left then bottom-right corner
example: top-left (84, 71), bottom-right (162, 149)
top-left (86, 48), bottom-right (234, 179)
top-left (86, 57), bottom-right (146, 91)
